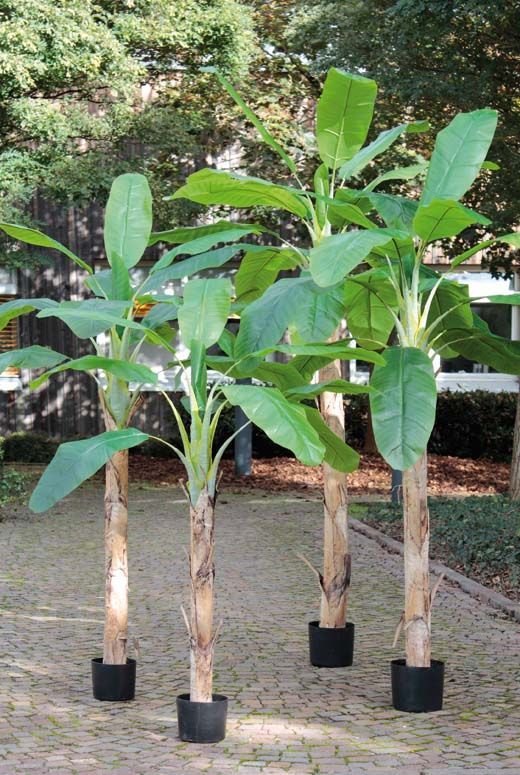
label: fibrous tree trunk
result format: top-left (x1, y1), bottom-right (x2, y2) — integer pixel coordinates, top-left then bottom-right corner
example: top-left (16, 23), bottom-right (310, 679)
top-left (189, 487), bottom-right (216, 702)
top-left (318, 341), bottom-right (350, 629)
top-left (103, 448), bottom-right (129, 665)
top-left (510, 387), bottom-right (520, 501)
top-left (403, 452), bottom-right (431, 667)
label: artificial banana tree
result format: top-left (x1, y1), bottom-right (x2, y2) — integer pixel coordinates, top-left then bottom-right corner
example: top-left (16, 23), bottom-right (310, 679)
top-left (160, 277), bottom-right (373, 704)
top-left (308, 107), bottom-right (520, 672)
top-left (172, 67), bottom-right (429, 631)
top-left (0, 173), bottom-right (266, 672)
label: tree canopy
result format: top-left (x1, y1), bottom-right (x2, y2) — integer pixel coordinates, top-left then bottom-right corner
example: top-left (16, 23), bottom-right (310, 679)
top-left (285, 0), bottom-right (520, 274)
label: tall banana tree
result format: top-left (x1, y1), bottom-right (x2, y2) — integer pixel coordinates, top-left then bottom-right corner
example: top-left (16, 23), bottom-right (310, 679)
top-left (0, 173), bottom-right (266, 699)
top-left (156, 276), bottom-right (373, 742)
top-left (308, 108), bottom-right (520, 710)
top-left (171, 67), bottom-right (429, 645)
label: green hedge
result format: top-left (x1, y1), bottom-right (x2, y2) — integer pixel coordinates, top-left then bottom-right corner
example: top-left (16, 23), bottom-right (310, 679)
top-left (346, 390), bottom-right (516, 462)
top-left (3, 390), bottom-right (516, 464)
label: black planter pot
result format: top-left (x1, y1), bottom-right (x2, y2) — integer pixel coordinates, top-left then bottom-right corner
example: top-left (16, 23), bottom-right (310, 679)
top-left (177, 693), bottom-right (228, 743)
top-left (391, 658), bottom-right (445, 713)
top-left (308, 620), bottom-right (354, 668)
top-left (91, 658), bottom-right (136, 702)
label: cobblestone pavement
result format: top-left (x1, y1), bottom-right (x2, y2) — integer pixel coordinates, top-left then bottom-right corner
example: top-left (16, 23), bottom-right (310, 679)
top-left (0, 484), bottom-right (519, 774)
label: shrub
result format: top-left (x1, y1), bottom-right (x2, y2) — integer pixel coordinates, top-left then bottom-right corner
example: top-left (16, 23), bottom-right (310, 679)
top-left (346, 390), bottom-right (516, 462)
top-left (3, 432), bottom-right (60, 464)
top-left (0, 468), bottom-right (28, 508)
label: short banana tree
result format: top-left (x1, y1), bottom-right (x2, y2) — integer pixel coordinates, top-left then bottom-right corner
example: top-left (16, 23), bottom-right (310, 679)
top-left (157, 273), bottom-right (374, 739)
top-left (171, 67), bottom-right (427, 635)
top-left (307, 105), bottom-right (520, 704)
top-left (0, 173), bottom-right (265, 690)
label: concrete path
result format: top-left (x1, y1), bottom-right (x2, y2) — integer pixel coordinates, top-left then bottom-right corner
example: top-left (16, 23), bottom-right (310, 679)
top-left (0, 485), bottom-right (519, 774)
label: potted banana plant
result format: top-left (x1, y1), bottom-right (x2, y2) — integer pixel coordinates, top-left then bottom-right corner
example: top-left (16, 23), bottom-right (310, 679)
top-left (308, 107), bottom-right (520, 711)
top-left (0, 173), bottom-right (261, 701)
top-left (172, 66), bottom-right (428, 667)
top-left (158, 275), bottom-right (372, 742)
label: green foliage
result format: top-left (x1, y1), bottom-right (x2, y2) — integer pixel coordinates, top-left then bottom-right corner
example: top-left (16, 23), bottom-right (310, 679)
top-left (285, 0), bottom-right (520, 274)
top-left (345, 391), bottom-right (516, 463)
top-left (3, 432), bottom-right (60, 464)
top-left (30, 429), bottom-right (149, 512)
top-left (0, 469), bottom-right (28, 509)
top-left (0, 0), bottom-right (257, 263)
top-left (363, 496), bottom-right (520, 598)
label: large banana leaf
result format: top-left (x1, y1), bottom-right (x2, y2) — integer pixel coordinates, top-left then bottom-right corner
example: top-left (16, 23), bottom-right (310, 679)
top-left (0, 223), bottom-right (91, 273)
top-left (413, 199), bottom-right (490, 242)
top-left (222, 385), bottom-right (325, 467)
top-left (142, 245), bottom-right (244, 294)
top-left (152, 227), bottom-right (258, 273)
top-left (273, 342), bottom-right (386, 364)
top-left (0, 345), bottom-right (66, 373)
top-left (235, 277), bottom-right (313, 359)
top-left (302, 406), bottom-right (360, 473)
top-left (37, 300), bottom-right (138, 338)
top-left (450, 231), bottom-right (520, 270)
top-left (421, 110), bottom-right (498, 205)
top-left (363, 162), bottom-right (428, 193)
top-left (178, 278), bottom-right (232, 348)
top-left (209, 68), bottom-right (297, 174)
top-left (149, 219), bottom-right (265, 246)
top-left (442, 321), bottom-right (520, 375)
top-left (367, 194), bottom-right (418, 231)
top-left (344, 269), bottom-right (397, 349)
top-left (286, 379), bottom-right (371, 400)
top-left (235, 247), bottom-right (300, 304)
top-left (141, 300), bottom-right (179, 330)
top-left (370, 346), bottom-right (437, 470)
top-left (425, 278), bottom-right (473, 350)
top-left (316, 68), bottom-right (377, 170)
top-left (172, 168), bottom-right (309, 218)
top-left (207, 356), bottom-right (307, 392)
top-left (29, 429), bottom-right (149, 513)
top-left (310, 228), bottom-right (406, 287)
top-left (103, 173), bottom-right (153, 268)
top-left (0, 298), bottom-right (58, 331)
top-left (289, 284), bottom-right (345, 343)
top-left (338, 121), bottom-right (429, 180)
top-left (30, 356), bottom-right (158, 389)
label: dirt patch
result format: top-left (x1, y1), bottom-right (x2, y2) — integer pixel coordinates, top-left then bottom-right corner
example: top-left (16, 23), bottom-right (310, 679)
top-left (128, 453), bottom-right (510, 496)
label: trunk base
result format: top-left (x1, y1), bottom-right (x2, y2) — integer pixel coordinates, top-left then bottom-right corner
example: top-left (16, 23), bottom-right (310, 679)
top-left (176, 693), bottom-right (228, 743)
top-left (308, 620), bottom-right (354, 668)
top-left (91, 657), bottom-right (136, 702)
top-left (391, 658), bottom-right (444, 713)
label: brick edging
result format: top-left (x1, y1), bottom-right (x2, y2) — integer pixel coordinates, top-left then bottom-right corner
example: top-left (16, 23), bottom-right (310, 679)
top-left (350, 517), bottom-right (520, 623)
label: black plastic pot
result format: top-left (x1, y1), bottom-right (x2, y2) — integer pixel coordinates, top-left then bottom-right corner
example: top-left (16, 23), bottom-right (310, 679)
top-left (176, 693), bottom-right (228, 743)
top-left (308, 620), bottom-right (354, 668)
top-left (391, 658), bottom-right (445, 712)
top-left (91, 658), bottom-right (136, 702)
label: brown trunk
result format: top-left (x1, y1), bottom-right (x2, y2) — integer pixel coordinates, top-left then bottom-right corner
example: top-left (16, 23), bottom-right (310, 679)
top-left (189, 487), bottom-right (216, 702)
top-left (403, 452), bottom-right (431, 667)
top-left (103, 448), bottom-right (129, 665)
top-left (318, 338), bottom-right (350, 628)
top-left (510, 387), bottom-right (520, 501)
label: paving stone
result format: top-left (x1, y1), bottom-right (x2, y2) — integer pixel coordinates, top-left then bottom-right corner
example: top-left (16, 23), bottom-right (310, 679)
top-left (0, 486), bottom-right (519, 773)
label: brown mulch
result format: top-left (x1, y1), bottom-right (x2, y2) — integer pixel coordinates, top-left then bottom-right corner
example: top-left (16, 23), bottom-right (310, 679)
top-left (128, 453), bottom-right (510, 496)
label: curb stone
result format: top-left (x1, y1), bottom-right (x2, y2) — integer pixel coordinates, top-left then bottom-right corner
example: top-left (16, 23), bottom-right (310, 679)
top-left (350, 516), bottom-right (520, 622)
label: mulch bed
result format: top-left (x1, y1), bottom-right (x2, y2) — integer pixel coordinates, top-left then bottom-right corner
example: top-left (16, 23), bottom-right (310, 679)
top-left (129, 453), bottom-right (510, 496)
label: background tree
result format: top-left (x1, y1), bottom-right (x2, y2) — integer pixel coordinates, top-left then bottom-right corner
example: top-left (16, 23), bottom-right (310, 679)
top-left (284, 0), bottom-right (520, 276)
top-left (0, 0), bottom-right (256, 265)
